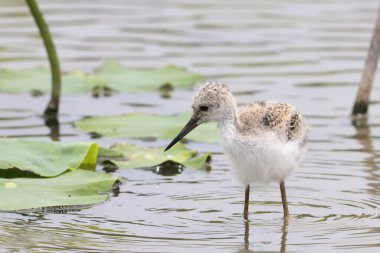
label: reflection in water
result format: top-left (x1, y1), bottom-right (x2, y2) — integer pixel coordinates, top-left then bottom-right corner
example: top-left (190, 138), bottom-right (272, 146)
top-left (280, 219), bottom-right (289, 253)
top-left (352, 118), bottom-right (380, 196)
top-left (244, 221), bottom-right (249, 251)
top-left (240, 219), bottom-right (289, 252)
top-left (44, 115), bottom-right (60, 141)
top-left (151, 161), bottom-right (184, 176)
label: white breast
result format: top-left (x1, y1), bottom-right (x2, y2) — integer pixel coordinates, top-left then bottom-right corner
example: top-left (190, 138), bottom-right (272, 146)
top-left (218, 123), bottom-right (302, 186)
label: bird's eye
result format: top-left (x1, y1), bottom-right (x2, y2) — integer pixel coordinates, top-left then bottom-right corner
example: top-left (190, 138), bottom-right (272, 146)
top-left (200, 105), bottom-right (209, 111)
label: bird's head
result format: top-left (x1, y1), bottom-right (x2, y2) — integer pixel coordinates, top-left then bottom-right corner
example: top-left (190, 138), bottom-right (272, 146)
top-left (165, 81), bottom-right (236, 151)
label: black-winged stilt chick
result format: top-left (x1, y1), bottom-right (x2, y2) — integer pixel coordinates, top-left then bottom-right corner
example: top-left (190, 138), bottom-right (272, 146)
top-left (165, 81), bottom-right (307, 221)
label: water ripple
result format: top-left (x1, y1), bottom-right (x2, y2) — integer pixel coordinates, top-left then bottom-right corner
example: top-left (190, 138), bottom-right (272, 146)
top-left (1, 0), bottom-right (380, 252)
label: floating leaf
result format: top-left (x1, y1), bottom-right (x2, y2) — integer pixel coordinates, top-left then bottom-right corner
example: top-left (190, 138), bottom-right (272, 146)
top-left (295, 82), bottom-right (352, 88)
top-left (182, 153), bottom-right (212, 169)
top-left (98, 146), bottom-right (124, 158)
top-left (0, 139), bottom-right (98, 177)
top-left (95, 61), bottom-right (203, 92)
top-left (0, 62), bottom-right (202, 94)
top-left (75, 112), bottom-right (218, 143)
top-left (0, 170), bottom-right (118, 211)
top-left (108, 142), bottom-right (211, 169)
top-left (0, 68), bottom-right (94, 94)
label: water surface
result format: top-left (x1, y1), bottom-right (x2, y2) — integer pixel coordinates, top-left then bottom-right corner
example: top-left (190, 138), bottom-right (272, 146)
top-left (1, 0), bottom-right (380, 252)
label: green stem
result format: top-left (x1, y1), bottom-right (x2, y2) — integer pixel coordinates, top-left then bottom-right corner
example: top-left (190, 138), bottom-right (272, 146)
top-left (25, 0), bottom-right (61, 116)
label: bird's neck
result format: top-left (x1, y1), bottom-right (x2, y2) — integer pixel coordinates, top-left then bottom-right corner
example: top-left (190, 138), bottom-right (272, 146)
top-left (217, 103), bottom-right (238, 133)
top-left (217, 111), bottom-right (238, 150)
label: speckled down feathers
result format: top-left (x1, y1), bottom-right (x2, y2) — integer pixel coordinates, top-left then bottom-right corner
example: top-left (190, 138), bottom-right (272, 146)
top-left (192, 81), bottom-right (231, 110)
top-left (190, 81), bottom-right (307, 184)
top-left (192, 81), bottom-right (307, 145)
top-left (237, 101), bottom-right (306, 144)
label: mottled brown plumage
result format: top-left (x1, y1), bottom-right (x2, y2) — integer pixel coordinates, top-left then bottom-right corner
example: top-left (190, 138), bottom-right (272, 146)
top-left (237, 101), bottom-right (306, 144)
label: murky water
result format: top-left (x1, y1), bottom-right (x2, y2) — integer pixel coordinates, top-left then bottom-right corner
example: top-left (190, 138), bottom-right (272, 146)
top-left (1, 0), bottom-right (380, 252)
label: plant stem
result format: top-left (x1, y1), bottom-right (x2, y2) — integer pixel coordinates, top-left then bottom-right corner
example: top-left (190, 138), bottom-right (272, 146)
top-left (352, 5), bottom-right (380, 117)
top-left (25, 0), bottom-right (61, 116)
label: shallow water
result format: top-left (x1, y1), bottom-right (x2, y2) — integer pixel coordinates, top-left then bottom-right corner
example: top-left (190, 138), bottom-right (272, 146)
top-left (1, 0), bottom-right (380, 252)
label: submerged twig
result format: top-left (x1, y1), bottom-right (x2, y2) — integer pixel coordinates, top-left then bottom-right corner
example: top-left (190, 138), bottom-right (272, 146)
top-left (352, 4), bottom-right (380, 118)
top-left (26, 0), bottom-right (61, 116)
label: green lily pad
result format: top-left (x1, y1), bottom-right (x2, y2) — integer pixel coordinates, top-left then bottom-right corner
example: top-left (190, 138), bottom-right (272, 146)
top-left (182, 154), bottom-right (212, 169)
top-left (0, 169), bottom-right (118, 211)
top-left (98, 146), bottom-right (124, 158)
top-left (0, 68), bottom-right (94, 95)
top-left (108, 142), bottom-right (211, 169)
top-left (75, 112), bottom-right (218, 143)
top-left (95, 61), bottom-right (203, 92)
top-left (0, 62), bottom-right (202, 94)
top-left (0, 139), bottom-right (98, 177)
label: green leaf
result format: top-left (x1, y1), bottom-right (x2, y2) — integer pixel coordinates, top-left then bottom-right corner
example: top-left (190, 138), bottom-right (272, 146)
top-left (75, 112), bottom-right (218, 143)
top-left (108, 142), bottom-right (211, 169)
top-left (0, 169), bottom-right (118, 211)
top-left (0, 62), bottom-right (202, 94)
top-left (98, 146), bottom-right (124, 158)
top-left (0, 139), bottom-right (98, 177)
top-left (0, 68), bottom-right (94, 95)
top-left (95, 61), bottom-right (203, 92)
top-left (182, 153), bottom-right (212, 169)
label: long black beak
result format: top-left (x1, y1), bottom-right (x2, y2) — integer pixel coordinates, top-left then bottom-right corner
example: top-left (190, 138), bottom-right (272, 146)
top-left (164, 116), bottom-right (199, 151)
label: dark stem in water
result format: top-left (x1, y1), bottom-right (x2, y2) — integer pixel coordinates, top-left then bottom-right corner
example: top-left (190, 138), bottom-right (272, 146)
top-left (352, 5), bottom-right (380, 118)
top-left (44, 115), bottom-right (60, 141)
top-left (26, 0), bottom-right (61, 116)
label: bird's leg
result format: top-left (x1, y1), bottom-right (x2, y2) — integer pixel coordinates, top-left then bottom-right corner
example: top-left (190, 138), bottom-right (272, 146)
top-left (244, 185), bottom-right (250, 221)
top-left (279, 180), bottom-right (289, 218)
